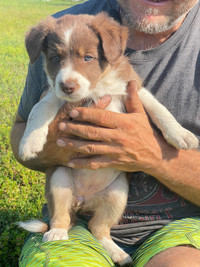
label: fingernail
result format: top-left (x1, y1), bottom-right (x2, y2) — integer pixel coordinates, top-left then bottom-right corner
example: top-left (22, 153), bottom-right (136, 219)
top-left (128, 80), bottom-right (137, 91)
top-left (59, 122), bottom-right (67, 131)
top-left (69, 109), bottom-right (79, 118)
top-left (100, 94), bottom-right (111, 103)
top-left (67, 162), bottom-right (75, 168)
top-left (57, 139), bottom-right (65, 147)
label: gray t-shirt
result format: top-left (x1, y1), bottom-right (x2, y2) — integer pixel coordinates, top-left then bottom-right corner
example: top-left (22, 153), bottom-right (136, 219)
top-left (18, 0), bottom-right (200, 245)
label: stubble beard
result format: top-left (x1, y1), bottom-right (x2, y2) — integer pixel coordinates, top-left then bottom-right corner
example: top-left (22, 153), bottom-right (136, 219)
top-left (119, 3), bottom-right (193, 34)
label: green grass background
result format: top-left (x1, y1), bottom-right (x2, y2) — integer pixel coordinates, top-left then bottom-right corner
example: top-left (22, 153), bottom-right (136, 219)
top-left (0, 0), bottom-right (84, 266)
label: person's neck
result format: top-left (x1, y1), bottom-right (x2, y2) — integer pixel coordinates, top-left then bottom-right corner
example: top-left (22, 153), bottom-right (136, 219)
top-left (126, 18), bottom-right (185, 51)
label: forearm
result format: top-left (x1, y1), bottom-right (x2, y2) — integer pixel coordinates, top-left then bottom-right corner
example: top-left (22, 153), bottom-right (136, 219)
top-left (148, 135), bottom-right (200, 206)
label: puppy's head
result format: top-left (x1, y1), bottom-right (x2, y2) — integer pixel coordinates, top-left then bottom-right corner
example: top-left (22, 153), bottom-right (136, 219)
top-left (25, 13), bottom-right (128, 102)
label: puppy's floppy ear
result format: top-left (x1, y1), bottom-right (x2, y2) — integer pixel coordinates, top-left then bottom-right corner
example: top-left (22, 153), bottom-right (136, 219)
top-left (90, 12), bottom-right (129, 64)
top-left (25, 16), bottom-right (56, 64)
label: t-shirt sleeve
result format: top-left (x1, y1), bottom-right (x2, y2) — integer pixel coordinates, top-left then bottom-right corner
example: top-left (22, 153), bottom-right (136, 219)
top-left (18, 55), bottom-right (48, 122)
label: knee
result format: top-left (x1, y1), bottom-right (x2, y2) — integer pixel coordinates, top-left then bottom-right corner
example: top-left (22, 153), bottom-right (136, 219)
top-left (145, 246), bottom-right (200, 267)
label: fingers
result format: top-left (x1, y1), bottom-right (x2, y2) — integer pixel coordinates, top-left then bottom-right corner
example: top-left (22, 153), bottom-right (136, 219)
top-left (57, 102), bottom-right (72, 120)
top-left (61, 94), bottom-right (111, 118)
top-left (67, 80), bottom-right (146, 128)
top-left (126, 80), bottom-right (146, 114)
top-left (91, 94), bottom-right (112, 109)
top-left (58, 122), bottom-right (114, 141)
top-left (57, 137), bottom-right (120, 155)
top-left (68, 107), bottom-right (124, 128)
top-left (67, 156), bottom-right (114, 170)
top-left (56, 94), bottom-right (112, 127)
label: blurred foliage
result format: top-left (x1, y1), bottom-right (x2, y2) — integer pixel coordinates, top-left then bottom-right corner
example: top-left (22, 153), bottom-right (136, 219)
top-left (0, 0), bottom-right (85, 265)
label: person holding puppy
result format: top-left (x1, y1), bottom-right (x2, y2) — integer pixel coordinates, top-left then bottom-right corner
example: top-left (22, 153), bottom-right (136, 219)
top-left (11, 0), bottom-right (200, 266)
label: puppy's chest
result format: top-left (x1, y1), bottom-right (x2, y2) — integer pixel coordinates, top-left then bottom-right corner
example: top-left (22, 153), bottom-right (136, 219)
top-left (105, 95), bottom-right (126, 113)
top-left (72, 168), bottom-right (121, 199)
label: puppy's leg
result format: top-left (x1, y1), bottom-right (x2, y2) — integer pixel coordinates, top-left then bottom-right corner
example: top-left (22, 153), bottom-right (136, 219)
top-left (19, 89), bottom-right (64, 160)
top-left (43, 166), bottom-right (74, 242)
top-left (138, 88), bottom-right (199, 149)
top-left (88, 173), bottom-right (132, 266)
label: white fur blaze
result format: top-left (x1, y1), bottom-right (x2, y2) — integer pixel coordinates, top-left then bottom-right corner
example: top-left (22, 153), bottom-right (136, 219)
top-left (18, 220), bottom-right (48, 233)
top-left (64, 28), bottom-right (73, 45)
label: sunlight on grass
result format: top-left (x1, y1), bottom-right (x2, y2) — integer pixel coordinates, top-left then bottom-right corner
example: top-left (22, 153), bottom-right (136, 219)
top-left (0, 1), bottom-right (85, 265)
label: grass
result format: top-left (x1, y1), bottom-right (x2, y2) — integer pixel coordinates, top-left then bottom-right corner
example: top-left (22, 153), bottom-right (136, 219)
top-left (0, 0), bottom-right (85, 266)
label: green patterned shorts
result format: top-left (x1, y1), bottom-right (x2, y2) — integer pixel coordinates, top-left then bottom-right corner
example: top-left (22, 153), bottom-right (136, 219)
top-left (19, 217), bottom-right (200, 267)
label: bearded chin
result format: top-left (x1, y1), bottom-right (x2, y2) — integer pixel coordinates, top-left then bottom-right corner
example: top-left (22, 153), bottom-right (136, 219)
top-left (135, 15), bottom-right (186, 34)
top-left (120, 6), bottom-right (185, 34)
top-left (133, 19), bottom-right (175, 34)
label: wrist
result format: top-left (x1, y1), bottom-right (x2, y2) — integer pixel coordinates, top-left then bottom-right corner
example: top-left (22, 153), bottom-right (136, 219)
top-left (141, 131), bottom-right (178, 177)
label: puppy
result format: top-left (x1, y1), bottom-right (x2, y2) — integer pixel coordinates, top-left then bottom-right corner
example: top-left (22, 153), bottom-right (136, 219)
top-left (18, 13), bottom-right (198, 266)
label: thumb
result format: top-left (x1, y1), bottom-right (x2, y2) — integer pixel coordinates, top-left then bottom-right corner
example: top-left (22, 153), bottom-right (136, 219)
top-left (92, 94), bottom-right (112, 109)
top-left (125, 80), bottom-right (146, 114)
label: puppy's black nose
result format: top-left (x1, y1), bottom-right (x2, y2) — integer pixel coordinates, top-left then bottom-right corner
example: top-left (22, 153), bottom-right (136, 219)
top-left (60, 81), bottom-right (76, 94)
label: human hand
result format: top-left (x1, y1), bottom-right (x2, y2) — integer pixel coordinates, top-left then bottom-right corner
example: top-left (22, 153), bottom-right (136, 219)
top-left (57, 80), bottom-right (165, 173)
top-left (38, 94), bottom-right (112, 167)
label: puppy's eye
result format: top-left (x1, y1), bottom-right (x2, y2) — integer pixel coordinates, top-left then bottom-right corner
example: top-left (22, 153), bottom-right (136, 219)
top-left (51, 56), bottom-right (60, 63)
top-left (84, 55), bottom-right (93, 62)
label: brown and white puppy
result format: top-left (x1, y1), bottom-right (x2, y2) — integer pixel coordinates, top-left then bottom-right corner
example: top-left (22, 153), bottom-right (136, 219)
top-left (18, 13), bottom-right (198, 266)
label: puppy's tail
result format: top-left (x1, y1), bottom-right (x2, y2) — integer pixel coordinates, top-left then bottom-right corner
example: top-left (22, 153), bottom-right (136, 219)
top-left (18, 220), bottom-right (48, 233)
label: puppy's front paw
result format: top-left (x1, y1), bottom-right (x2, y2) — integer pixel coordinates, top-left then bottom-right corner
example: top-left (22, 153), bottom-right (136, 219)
top-left (42, 228), bottom-right (69, 242)
top-left (113, 251), bottom-right (132, 266)
top-left (19, 142), bottom-right (38, 161)
top-left (164, 126), bottom-right (199, 150)
top-left (100, 237), bottom-right (133, 266)
top-left (19, 132), bottom-right (46, 161)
